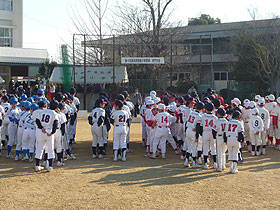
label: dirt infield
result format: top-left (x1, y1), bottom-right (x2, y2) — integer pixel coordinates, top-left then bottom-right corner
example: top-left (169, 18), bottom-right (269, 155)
top-left (0, 118), bottom-right (279, 210)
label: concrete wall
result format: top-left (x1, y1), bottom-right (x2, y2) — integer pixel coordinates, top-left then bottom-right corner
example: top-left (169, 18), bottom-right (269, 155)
top-left (0, 0), bottom-right (23, 47)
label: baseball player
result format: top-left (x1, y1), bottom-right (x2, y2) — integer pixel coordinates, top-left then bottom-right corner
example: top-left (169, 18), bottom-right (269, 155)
top-left (111, 100), bottom-right (129, 162)
top-left (146, 104), bottom-right (158, 157)
top-left (256, 98), bottom-right (270, 154)
top-left (1, 95), bottom-right (11, 149)
top-left (181, 97), bottom-right (196, 160)
top-left (242, 101), bottom-right (252, 151)
top-left (121, 91), bottom-right (134, 152)
top-left (22, 103), bottom-right (38, 162)
top-left (34, 100), bottom-right (59, 172)
top-left (0, 102), bottom-right (4, 156)
top-left (6, 97), bottom-right (20, 159)
top-left (15, 101), bottom-right (30, 161)
top-left (272, 97), bottom-right (280, 150)
top-left (212, 108), bottom-right (228, 172)
top-left (201, 103), bottom-right (218, 169)
top-left (88, 98), bottom-right (107, 159)
top-left (224, 111), bottom-right (244, 174)
top-left (140, 99), bottom-right (148, 146)
top-left (69, 88), bottom-right (80, 144)
top-left (265, 94), bottom-right (277, 147)
top-left (151, 104), bottom-right (176, 159)
top-left (144, 99), bottom-right (155, 154)
top-left (249, 108), bottom-right (264, 156)
top-left (52, 101), bottom-right (67, 166)
top-left (184, 101), bottom-right (204, 168)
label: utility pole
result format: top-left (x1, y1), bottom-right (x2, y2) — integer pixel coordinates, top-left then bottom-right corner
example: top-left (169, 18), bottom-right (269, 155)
top-left (83, 34), bottom-right (87, 110)
top-left (73, 34), bottom-right (76, 86)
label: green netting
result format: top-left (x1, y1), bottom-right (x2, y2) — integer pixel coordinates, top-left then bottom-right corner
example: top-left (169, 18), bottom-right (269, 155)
top-left (129, 79), bottom-right (159, 93)
top-left (220, 81), bottom-right (257, 102)
top-left (61, 45), bottom-right (72, 92)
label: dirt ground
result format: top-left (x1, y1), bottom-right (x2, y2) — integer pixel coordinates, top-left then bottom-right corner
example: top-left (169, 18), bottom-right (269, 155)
top-left (0, 118), bottom-right (279, 210)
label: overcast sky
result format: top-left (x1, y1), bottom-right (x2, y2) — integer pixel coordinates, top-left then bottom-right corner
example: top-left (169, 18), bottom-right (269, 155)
top-left (23, 0), bottom-right (280, 61)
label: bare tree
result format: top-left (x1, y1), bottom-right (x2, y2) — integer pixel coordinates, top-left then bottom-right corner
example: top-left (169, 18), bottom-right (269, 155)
top-left (70, 0), bottom-right (109, 65)
top-left (233, 18), bottom-right (280, 96)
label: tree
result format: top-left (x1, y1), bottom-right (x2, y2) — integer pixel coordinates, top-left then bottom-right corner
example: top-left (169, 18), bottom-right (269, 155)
top-left (232, 18), bottom-right (280, 96)
top-left (70, 0), bottom-right (109, 65)
top-left (39, 60), bottom-right (58, 85)
top-left (188, 14), bottom-right (221, 26)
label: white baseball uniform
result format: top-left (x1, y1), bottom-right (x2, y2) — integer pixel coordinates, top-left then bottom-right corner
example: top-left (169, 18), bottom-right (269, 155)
top-left (153, 112), bottom-right (176, 155)
top-left (111, 110), bottom-right (129, 150)
top-left (242, 108), bottom-right (251, 144)
top-left (185, 110), bottom-right (202, 158)
top-left (257, 107), bottom-right (270, 146)
top-left (89, 107), bottom-right (106, 147)
top-left (249, 115), bottom-right (264, 146)
top-left (54, 111), bottom-right (67, 154)
top-left (225, 119), bottom-right (244, 161)
top-left (7, 107), bottom-right (20, 148)
top-left (16, 110), bottom-right (30, 154)
top-left (140, 104), bottom-right (147, 140)
top-left (35, 109), bottom-right (59, 160)
top-left (201, 113), bottom-right (218, 156)
top-left (22, 112), bottom-right (36, 156)
top-left (213, 117), bottom-right (228, 170)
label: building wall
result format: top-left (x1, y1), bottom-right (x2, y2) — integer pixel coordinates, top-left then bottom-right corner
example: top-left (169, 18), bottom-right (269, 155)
top-left (0, 0), bottom-right (23, 47)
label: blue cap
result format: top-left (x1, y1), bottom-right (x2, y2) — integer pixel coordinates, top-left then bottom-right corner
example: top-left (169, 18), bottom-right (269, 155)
top-left (9, 97), bottom-right (18, 104)
top-left (24, 101), bottom-right (32, 109)
top-left (32, 95), bottom-right (39, 101)
top-left (30, 103), bottom-right (39, 111)
top-left (20, 94), bottom-right (27, 101)
top-left (27, 97), bottom-right (34, 103)
top-left (37, 89), bottom-right (44, 95)
top-left (18, 101), bottom-right (26, 107)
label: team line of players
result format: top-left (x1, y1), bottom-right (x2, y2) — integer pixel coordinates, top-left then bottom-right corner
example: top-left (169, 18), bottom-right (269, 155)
top-left (138, 91), bottom-right (280, 174)
top-left (0, 88), bottom-right (80, 172)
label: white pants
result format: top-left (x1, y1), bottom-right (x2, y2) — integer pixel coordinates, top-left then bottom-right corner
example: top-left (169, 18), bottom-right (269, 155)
top-left (8, 123), bottom-right (17, 147)
top-left (244, 123), bottom-right (250, 142)
top-left (142, 119), bottom-right (147, 140)
top-left (54, 129), bottom-right (63, 153)
top-left (167, 133), bottom-right (178, 150)
top-left (216, 136), bottom-right (227, 169)
top-left (250, 131), bottom-right (261, 146)
top-left (149, 127), bottom-right (156, 153)
top-left (113, 125), bottom-right (127, 150)
top-left (91, 124), bottom-right (104, 147)
top-left (175, 122), bottom-right (184, 140)
top-left (1, 119), bottom-right (9, 141)
top-left (227, 136), bottom-right (240, 161)
top-left (186, 128), bottom-right (197, 157)
top-left (260, 130), bottom-right (267, 146)
top-left (202, 131), bottom-right (216, 156)
top-left (35, 130), bottom-right (55, 159)
top-left (103, 125), bottom-right (108, 144)
top-left (16, 126), bottom-right (24, 151)
top-left (153, 127), bottom-right (169, 154)
top-left (22, 127), bottom-right (36, 153)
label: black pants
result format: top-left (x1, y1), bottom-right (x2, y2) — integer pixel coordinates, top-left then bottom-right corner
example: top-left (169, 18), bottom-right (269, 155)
top-left (134, 103), bottom-right (140, 117)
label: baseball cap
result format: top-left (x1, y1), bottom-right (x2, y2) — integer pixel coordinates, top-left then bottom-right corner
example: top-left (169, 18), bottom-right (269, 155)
top-left (37, 89), bottom-right (44, 95)
top-left (158, 104), bottom-right (166, 110)
top-left (69, 87), bottom-right (76, 94)
top-left (151, 104), bottom-right (158, 110)
top-left (251, 108), bottom-right (259, 115)
top-left (150, 90), bottom-right (156, 97)
top-left (9, 97), bottom-right (18, 104)
top-left (153, 97), bottom-right (161, 104)
top-left (24, 101), bottom-right (32, 109)
top-left (276, 97), bottom-right (280, 104)
top-left (257, 98), bottom-right (265, 106)
top-left (249, 101), bottom-right (256, 108)
top-left (115, 100), bottom-right (123, 108)
top-left (20, 94), bottom-right (27, 101)
top-left (255, 95), bottom-right (261, 101)
top-left (17, 101), bottom-right (26, 107)
top-left (268, 94), bottom-right (275, 101)
top-left (168, 105), bottom-right (177, 112)
top-left (30, 103), bottom-right (39, 111)
top-left (146, 100), bottom-right (154, 106)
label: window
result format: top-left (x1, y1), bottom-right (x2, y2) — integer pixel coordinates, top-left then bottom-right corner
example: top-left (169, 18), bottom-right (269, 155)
top-left (0, 0), bottom-right (13, 11)
top-left (214, 72), bottom-right (232, 81)
top-left (173, 72), bottom-right (191, 81)
top-left (0, 28), bottom-right (12, 47)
